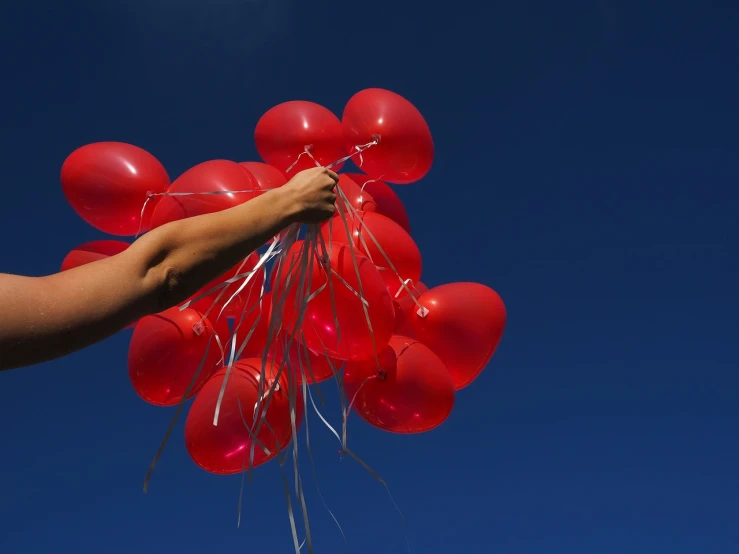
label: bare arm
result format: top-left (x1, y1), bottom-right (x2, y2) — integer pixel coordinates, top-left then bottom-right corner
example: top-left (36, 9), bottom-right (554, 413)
top-left (0, 168), bottom-right (338, 371)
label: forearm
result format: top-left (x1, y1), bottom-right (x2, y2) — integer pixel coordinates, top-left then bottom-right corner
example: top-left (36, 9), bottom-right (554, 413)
top-left (0, 187), bottom-right (299, 371)
top-left (148, 187), bottom-right (299, 306)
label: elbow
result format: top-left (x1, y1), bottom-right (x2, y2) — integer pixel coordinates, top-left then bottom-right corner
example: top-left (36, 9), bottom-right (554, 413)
top-left (133, 225), bottom-right (192, 313)
top-left (136, 247), bottom-right (189, 314)
top-left (134, 222), bottom-right (217, 315)
top-left (154, 265), bottom-right (189, 313)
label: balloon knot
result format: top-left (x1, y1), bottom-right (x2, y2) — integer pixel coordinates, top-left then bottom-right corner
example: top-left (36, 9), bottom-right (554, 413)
top-left (192, 322), bottom-right (205, 336)
top-left (416, 306), bottom-right (429, 318)
top-left (371, 133), bottom-right (382, 145)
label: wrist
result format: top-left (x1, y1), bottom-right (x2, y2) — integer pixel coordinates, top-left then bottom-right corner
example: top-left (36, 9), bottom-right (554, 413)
top-left (267, 186), bottom-right (303, 226)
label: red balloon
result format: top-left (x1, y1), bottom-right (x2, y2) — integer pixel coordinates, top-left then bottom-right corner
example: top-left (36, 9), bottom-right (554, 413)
top-left (128, 307), bottom-right (230, 406)
top-left (344, 336), bottom-right (454, 433)
top-left (393, 281), bottom-right (429, 336)
top-left (188, 252), bottom-right (265, 321)
top-left (60, 240), bottom-right (130, 272)
top-left (61, 142), bottom-right (170, 236)
top-left (225, 285), bottom-right (266, 322)
top-left (410, 283), bottom-right (506, 390)
top-left (275, 242), bottom-right (395, 361)
top-left (230, 292), bottom-right (274, 359)
top-left (238, 286), bottom-right (344, 384)
top-left (185, 359), bottom-right (302, 474)
top-left (322, 211), bottom-right (422, 293)
top-left (342, 89), bottom-right (433, 184)
top-left (238, 162), bottom-right (288, 190)
top-left (342, 173), bottom-right (410, 233)
top-left (254, 101), bottom-right (345, 177)
top-left (335, 174), bottom-right (375, 215)
top-left (272, 331), bottom-right (345, 385)
top-left (149, 160), bottom-right (260, 229)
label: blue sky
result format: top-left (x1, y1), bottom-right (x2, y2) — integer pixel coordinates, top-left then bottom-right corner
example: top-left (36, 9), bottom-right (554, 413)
top-left (1, 1), bottom-right (738, 553)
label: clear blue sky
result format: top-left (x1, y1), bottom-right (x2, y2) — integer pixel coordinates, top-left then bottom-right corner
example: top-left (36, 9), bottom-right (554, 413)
top-left (1, 1), bottom-right (738, 553)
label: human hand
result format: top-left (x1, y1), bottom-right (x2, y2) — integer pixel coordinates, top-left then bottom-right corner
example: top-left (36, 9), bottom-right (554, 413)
top-left (282, 167), bottom-right (339, 224)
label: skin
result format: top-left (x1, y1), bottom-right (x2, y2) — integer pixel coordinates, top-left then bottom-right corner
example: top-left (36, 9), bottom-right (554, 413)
top-left (0, 167), bottom-right (339, 372)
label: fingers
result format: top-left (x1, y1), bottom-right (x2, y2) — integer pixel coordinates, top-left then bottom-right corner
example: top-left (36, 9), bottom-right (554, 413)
top-left (324, 169), bottom-right (338, 206)
top-left (319, 168), bottom-right (339, 191)
top-left (326, 184), bottom-right (337, 215)
top-left (325, 168), bottom-right (339, 183)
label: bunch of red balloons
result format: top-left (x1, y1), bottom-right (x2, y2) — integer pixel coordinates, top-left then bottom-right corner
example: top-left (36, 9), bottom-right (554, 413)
top-left (57, 88), bottom-right (507, 477)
